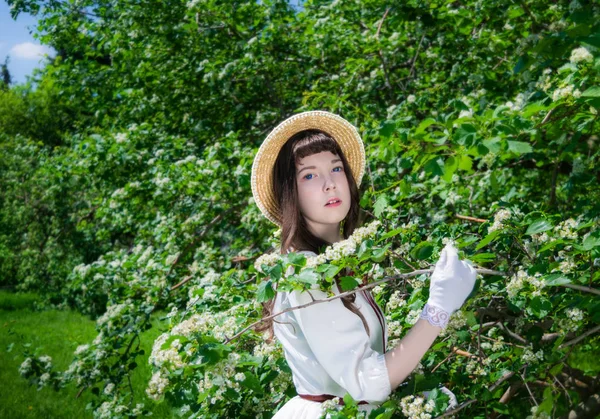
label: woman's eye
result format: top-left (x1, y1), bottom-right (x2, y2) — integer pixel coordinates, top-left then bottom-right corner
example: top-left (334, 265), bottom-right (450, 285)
top-left (332, 166), bottom-right (343, 172)
top-left (303, 174), bottom-right (314, 180)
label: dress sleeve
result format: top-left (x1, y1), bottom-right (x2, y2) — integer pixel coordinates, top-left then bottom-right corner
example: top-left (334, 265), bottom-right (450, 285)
top-left (285, 253), bottom-right (392, 403)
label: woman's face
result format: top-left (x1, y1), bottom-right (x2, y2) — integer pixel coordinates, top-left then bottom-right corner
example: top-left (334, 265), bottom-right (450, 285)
top-left (295, 151), bottom-right (351, 234)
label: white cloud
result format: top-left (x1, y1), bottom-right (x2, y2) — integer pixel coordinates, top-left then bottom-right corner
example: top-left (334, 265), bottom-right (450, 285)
top-left (9, 42), bottom-right (53, 60)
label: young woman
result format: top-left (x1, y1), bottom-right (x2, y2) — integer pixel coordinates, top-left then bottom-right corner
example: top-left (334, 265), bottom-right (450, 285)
top-left (251, 111), bottom-right (476, 418)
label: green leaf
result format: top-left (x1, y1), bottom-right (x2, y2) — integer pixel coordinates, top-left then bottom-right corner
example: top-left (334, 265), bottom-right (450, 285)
top-left (316, 263), bottom-right (341, 278)
top-left (415, 118), bottom-right (437, 135)
top-left (469, 253), bottom-right (496, 263)
top-left (527, 296), bottom-right (552, 319)
top-left (458, 154), bottom-right (473, 171)
top-left (544, 273), bottom-right (571, 286)
top-left (475, 230), bottom-right (500, 250)
top-left (256, 280), bottom-right (275, 302)
top-left (443, 156), bottom-right (458, 182)
top-left (371, 244), bottom-right (390, 262)
top-left (297, 268), bottom-right (320, 285)
top-left (538, 239), bottom-right (564, 253)
top-left (379, 121), bottom-right (396, 137)
top-left (410, 241), bottom-right (434, 260)
top-left (507, 140), bottom-right (533, 155)
top-left (424, 157), bottom-right (445, 177)
top-left (240, 372), bottom-right (263, 394)
top-left (339, 276), bottom-right (361, 291)
top-left (582, 231), bottom-right (600, 250)
top-left (581, 86), bottom-right (600, 97)
top-left (525, 219), bottom-right (553, 235)
top-left (377, 227), bottom-right (403, 242)
top-left (374, 194), bottom-right (388, 217)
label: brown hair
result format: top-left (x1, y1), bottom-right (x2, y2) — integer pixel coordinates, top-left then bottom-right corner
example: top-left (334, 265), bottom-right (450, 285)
top-left (255, 129), bottom-right (370, 342)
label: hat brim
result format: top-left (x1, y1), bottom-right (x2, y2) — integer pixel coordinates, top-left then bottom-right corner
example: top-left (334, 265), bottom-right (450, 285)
top-left (251, 110), bottom-right (366, 226)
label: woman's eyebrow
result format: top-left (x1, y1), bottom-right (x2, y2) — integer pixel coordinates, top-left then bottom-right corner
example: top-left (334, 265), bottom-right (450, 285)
top-left (297, 159), bottom-right (342, 175)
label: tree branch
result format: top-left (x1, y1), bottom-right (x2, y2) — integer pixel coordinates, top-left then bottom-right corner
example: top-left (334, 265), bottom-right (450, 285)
top-left (224, 267), bottom-right (503, 344)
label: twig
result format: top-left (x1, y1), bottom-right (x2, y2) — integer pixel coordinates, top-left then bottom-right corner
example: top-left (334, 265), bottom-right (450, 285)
top-left (559, 324), bottom-right (600, 349)
top-left (499, 383), bottom-right (523, 404)
top-left (540, 108), bottom-right (554, 125)
top-left (76, 385), bottom-right (87, 398)
top-left (560, 283), bottom-right (600, 296)
top-left (455, 214), bottom-right (487, 223)
top-left (521, 369), bottom-right (538, 406)
top-left (170, 275), bottom-right (193, 291)
top-left (224, 267), bottom-right (495, 344)
top-left (480, 335), bottom-right (527, 349)
top-left (552, 374), bottom-right (571, 405)
top-left (436, 367), bottom-right (524, 418)
top-left (498, 322), bottom-right (528, 345)
top-left (389, 250), bottom-right (417, 270)
top-left (431, 349), bottom-right (457, 373)
top-left (375, 8), bottom-right (390, 38)
top-left (408, 34), bottom-right (425, 79)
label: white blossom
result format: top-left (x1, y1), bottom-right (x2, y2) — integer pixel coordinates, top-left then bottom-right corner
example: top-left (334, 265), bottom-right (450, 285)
top-left (570, 47), bottom-right (593, 64)
top-left (488, 209), bottom-right (511, 233)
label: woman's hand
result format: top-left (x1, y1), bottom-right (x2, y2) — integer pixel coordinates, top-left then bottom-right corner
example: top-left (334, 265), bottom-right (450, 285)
top-left (425, 242), bottom-right (477, 317)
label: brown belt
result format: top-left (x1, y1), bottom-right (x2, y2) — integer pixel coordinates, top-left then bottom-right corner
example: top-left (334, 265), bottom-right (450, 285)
top-left (298, 393), bottom-right (369, 405)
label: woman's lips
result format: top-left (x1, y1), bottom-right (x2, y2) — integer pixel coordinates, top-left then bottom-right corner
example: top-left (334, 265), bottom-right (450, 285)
top-left (325, 200), bottom-right (342, 207)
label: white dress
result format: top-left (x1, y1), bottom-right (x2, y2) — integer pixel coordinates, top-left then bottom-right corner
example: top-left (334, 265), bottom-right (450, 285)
top-left (272, 250), bottom-right (390, 418)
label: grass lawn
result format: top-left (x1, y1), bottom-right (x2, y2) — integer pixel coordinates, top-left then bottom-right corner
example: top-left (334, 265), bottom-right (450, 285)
top-left (0, 291), bottom-right (177, 418)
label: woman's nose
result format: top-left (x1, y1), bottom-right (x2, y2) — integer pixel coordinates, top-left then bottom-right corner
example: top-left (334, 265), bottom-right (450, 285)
top-left (324, 176), bottom-right (336, 191)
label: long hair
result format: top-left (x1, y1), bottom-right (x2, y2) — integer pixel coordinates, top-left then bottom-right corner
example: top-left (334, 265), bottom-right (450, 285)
top-left (255, 129), bottom-right (370, 342)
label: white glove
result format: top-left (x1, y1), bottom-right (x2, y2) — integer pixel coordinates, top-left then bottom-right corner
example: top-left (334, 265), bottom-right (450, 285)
top-left (420, 243), bottom-right (477, 328)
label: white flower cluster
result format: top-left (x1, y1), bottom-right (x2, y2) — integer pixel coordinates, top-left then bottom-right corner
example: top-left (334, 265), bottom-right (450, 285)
top-left (558, 308), bottom-right (585, 332)
top-left (405, 309), bottom-right (421, 325)
top-left (444, 190), bottom-right (461, 206)
top-left (149, 334), bottom-right (185, 370)
top-left (97, 303), bottom-right (128, 329)
top-left (407, 94), bottom-right (416, 103)
top-left (522, 347), bottom-right (544, 364)
top-left (254, 220), bottom-right (382, 272)
top-left (488, 209), bottom-right (511, 233)
top-left (321, 397), bottom-right (342, 412)
top-left (146, 371), bottom-right (170, 400)
top-left (254, 252), bottom-right (281, 273)
top-left (506, 269), bottom-right (545, 298)
top-left (387, 319), bottom-right (403, 339)
top-left (104, 382), bottom-right (115, 395)
top-left (458, 109), bottom-right (473, 119)
top-left (115, 133), bottom-right (127, 144)
top-left (19, 357), bottom-right (33, 376)
top-left (439, 310), bottom-right (468, 337)
top-left (529, 405), bottom-right (552, 419)
top-left (400, 395), bottom-right (436, 419)
top-left (505, 93), bottom-right (528, 112)
top-left (466, 358), bottom-right (491, 376)
top-left (196, 352), bottom-right (243, 406)
top-left (554, 218), bottom-right (578, 239)
top-left (552, 84), bottom-right (581, 102)
top-left (39, 372), bottom-right (51, 386)
top-left (254, 341), bottom-right (280, 363)
top-left (570, 47), bottom-right (593, 64)
top-left (75, 344), bottom-right (89, 356)
top-left (531, 232), bottom-right (551, 246)
top-left (386, 290), bottom-right (407, 311)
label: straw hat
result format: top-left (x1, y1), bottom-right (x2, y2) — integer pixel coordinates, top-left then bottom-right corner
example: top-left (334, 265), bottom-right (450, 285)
top-left (251, 110), bottom-right (366, 225)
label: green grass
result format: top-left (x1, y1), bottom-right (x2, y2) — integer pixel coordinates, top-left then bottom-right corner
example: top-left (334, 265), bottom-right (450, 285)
top-left (0, 291), bottom-right (177, 418)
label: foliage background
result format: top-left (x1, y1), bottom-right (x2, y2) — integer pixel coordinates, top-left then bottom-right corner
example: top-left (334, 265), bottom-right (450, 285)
top-left (1, 0), bottom-right (599, 418)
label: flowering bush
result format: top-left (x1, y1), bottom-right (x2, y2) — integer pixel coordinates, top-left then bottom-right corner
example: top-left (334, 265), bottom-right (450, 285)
top-left (2, 0), bottom-right (600, 418)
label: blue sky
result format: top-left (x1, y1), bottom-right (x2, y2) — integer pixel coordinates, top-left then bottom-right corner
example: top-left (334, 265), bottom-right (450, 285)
top-left (0, 1), bottom-right (55, 85)
top-left (1, 0), bottom-right (304, 86)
